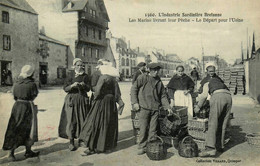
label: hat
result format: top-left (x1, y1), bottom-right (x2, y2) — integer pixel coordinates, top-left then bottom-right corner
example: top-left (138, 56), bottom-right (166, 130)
top-left (19, 65), bottom-right (34, 78)
top-left (73, 58), bottom-right (83, 66)
top-left (137, 62), bottom-right (146, 68)
top-left (96, 59), bottom-right (110, 68)
top-left (147, 63), bottom-right (163, 69)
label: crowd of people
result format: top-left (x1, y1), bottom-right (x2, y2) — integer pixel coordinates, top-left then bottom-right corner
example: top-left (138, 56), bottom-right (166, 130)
top-left (2, 58), bottom-right (232, 161)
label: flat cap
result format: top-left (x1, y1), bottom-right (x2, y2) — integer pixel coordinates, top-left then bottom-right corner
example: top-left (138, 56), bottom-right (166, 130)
top-left (137, 62), bottom-right (146, 68)
top-left (147, 63), bottom-right (163, 69)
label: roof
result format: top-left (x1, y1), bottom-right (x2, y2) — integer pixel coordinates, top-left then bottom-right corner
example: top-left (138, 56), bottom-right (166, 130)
top-left (62, 0), bottom-right (88, 12)
top-left (0, 0), bottom-right (37, 15)
top-left (202, 55), bottom-right (216, 61)
top-left (62, 0), bottom-right (110, 21)
top-left (39, 33), bottom-right (68, 46)
top-left (166, 54), bottom-right (182, 62)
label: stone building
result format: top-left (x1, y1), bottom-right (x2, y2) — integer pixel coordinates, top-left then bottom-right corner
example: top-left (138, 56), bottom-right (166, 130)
top-left (38, 30), bottom-right (73, 85)
top-left (108, 33), bottom-right (137, 78)
top-left (0, 0), bottom-right (39, 85)
top-left (62, 0), bottom-right (110, 75)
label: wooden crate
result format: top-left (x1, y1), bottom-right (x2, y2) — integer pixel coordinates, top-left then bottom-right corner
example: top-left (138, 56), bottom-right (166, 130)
top-left (188, 118), bottom-right (208, 131)
top-left (172, 106), bottom-right (188, 117)
top-left (188, 129), bottom-right (207, 140)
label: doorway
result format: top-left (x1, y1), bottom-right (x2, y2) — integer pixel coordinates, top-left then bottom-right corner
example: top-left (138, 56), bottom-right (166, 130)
top-left (1, 61), bottom-right (12, 86)
top-left (39, 62), bottom-right (48, 85)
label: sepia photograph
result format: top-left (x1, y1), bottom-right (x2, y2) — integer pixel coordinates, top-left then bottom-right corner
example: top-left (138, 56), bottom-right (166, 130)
top-left (0, 0), bottom-right (260, 165)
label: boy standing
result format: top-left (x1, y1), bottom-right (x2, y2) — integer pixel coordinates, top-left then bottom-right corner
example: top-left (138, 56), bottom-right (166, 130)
top-left (131, 63), bottom-right (172, 155)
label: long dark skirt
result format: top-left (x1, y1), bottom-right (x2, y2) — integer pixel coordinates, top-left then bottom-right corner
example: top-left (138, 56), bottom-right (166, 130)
top-left (3, 102), bottom-right (33, 150)
top-left (59, 93), bottom-right (90, 139)
top-left (79, 94), bottom-right (118, 152)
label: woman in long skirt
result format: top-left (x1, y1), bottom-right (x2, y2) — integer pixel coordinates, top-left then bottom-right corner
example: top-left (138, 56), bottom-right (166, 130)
top-left (167, 65), bottom-right (195, 119)
top-left (80, 64), bottom-right (124, 154)
top-left (58, 58), bottom-right (91, 151)
top-left (2, 65), bottom-right (39, 161)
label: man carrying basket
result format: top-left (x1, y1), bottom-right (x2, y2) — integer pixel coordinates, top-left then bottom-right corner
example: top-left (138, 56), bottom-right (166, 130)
top-left (131, 63), bottom-right (172, 155)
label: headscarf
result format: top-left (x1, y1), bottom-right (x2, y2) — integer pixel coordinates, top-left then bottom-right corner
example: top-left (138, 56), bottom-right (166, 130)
top-left (19, 65), bottom-right (34, 79)
top-left (72, 58), bottom-right (84, 77)
top-left (99, 61), bottom-right (119, 77)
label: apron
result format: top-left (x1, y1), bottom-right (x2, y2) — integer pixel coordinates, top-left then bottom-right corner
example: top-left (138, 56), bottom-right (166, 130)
top-left (174, 90), bottom-right (193, 119)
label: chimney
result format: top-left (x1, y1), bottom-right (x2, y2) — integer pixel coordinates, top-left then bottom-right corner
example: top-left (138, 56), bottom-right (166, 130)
top-left (39, 26), bottom-right (46, 36)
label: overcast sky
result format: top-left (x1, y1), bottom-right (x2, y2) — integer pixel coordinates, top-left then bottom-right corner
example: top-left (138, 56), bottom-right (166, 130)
top-left (27, 0), bottom-right (260, 64)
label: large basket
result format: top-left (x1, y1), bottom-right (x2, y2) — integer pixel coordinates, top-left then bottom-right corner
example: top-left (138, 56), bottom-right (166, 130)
top-left (159, 113), bottom-right (181, 136)
top-left (146, 136), bottom-right (167, 160)
top-left (193, 139), bottom-right (206, 150)
top-left (178, 136), bottom-right (198, 158)
top-left (172, 106), bottom-right (188, 117)
top-left (246, 133), bottom-right (260, 147)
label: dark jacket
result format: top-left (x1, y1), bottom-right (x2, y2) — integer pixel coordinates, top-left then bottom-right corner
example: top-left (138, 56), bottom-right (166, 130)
top-left (167, 74), bottom-right (195, 100)
top-left (132, 69), bottom-right (143, 84)
top-left (198, 74), bottom-right (223, 94)
top-left (131, 74), bottom-right (170, 111)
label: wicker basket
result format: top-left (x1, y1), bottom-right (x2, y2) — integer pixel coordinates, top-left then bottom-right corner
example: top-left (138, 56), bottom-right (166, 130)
top-left (160, 135), bottom-right (173, 147)
top-left (193, 139), bottom-right (206, 150)
top-left (159, 114), bottom-right (181, 136)
top-left (188, 118), bottom-right (208, 131)
top-left (146, 136), bottom-right (167, 160)
top-left (178, 136), bottom-right (198, 158)
top-left (172, 106), bottom-right (188, 117)
top-left (188, 129), bottom-right (207, 140)
top-left (246, 133), bottom-right (260, 147)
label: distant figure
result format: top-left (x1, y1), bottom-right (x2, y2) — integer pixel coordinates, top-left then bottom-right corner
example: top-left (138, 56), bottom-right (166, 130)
top-left (190, 67), bottom-right (199, 89)
top-left (3, 65), bottom-right (39, 161)
top-left (132, 62), bottom-right (146, 84)
top-left (5, 69), bottom-right (13, 86)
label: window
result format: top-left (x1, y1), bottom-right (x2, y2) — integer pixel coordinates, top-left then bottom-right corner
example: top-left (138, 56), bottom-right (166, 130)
top-left (93, 28), bottom-right (95, 39)
top-left (121, 58), bottom-right (125, 66)
top-left (3, 35), bottom-right (11, 51)
top-left (82, 46), bottom-right (85, 56)
top-left (93, 10), bottom-right (96, 18)
top-left (90, 48), bottom-right (93, 58)
top-left (98, 30), bottom-right (102, 40)
top-left (85, 26), bottom-right (88, 36)
top-left (84, 7), bottom-right (88, 12)
top-left (2, 11), bottom-right (9, 23)
top-left (126, 58), bottom-right (129, 66)
top-left (126, 69), bottom-right (129, 76)
top-left (95, 49), bottom-right (99, 59)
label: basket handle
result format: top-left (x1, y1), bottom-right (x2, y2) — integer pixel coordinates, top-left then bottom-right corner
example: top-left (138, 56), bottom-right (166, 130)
top-left (180, 136), bottom-right (191, 145)
top-left (152, 135), bottom-right (164, 144)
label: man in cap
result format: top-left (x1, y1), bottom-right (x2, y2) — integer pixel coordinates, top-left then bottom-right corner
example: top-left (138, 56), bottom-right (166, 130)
top-left (132, 62), bottom-right (147, 84)
top-left (194, 65), bottom-right (232, 157)
top-left (131, 62), bottom-right (172, 155)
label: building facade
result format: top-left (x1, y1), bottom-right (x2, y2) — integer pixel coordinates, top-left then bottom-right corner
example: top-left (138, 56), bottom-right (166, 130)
top-left (39, 31), bottom-right (73, 85)
top-left (62, 0), bottom-right (110, 75)
top-left (108, 34), bottom-right (137, 78)
top-left (0, 0), bottom-right (39, 85)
